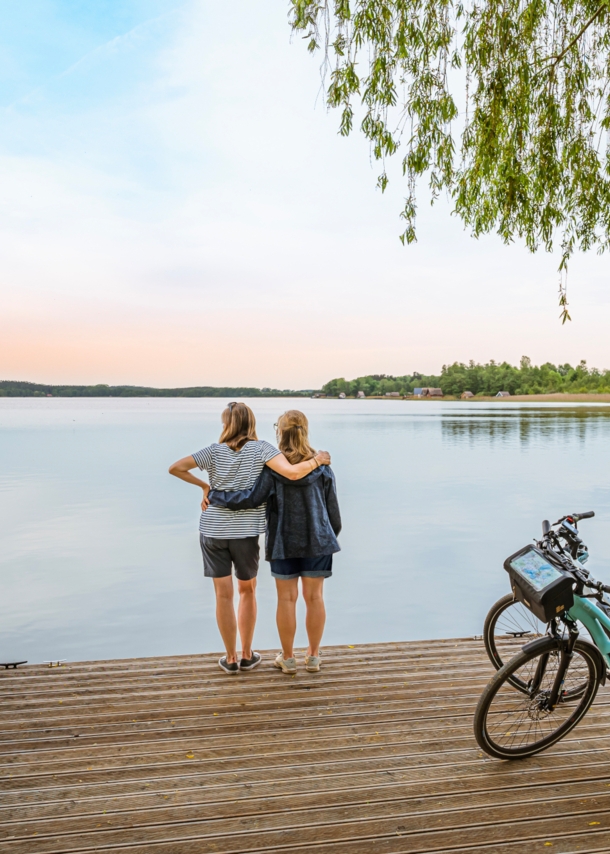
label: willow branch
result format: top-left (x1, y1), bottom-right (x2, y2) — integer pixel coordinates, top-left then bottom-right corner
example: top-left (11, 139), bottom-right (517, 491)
top-left (538, 3), bottom-right (607, 70)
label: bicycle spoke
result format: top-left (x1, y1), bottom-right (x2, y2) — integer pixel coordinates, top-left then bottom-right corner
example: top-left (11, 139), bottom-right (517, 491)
top-left (496, 603), bottom-right (543, 639)
top-left (479, 641), bottom-right (598, 757)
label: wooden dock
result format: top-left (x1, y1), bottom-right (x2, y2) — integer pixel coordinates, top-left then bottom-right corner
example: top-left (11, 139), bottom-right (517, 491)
top-left (1, 638), bottom-right (610, 853)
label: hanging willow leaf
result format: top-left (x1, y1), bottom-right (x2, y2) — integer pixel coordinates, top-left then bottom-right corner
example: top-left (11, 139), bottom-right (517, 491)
top-left (290, 0), bottom-right (610, 314)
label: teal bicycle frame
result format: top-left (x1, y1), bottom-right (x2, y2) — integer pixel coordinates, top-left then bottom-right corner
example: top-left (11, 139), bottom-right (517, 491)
top-left (567, 595), bottom-right (610, 668)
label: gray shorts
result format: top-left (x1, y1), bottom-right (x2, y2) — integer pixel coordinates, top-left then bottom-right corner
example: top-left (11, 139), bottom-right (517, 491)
top-left (199, 535), bottom-right (260, 581)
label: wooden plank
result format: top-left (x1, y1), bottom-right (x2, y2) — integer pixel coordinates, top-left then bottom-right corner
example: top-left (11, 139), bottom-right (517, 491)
top-left (0, 644), bottom-right (490, 677)
top-left (2, 796), bottom-right (610, 853)
top-left (1, 640), bottom-right (609, 854)
top-left (6, 714), bottom-right (610, 777)
top-left (4, 745), bottom-right (610, 810)
top-left (41, 828), bottom-right (610, 854)
top-left (0, 694), bottom-right (494, 731)
top-left (0, 666), bottom-right (499, 708)
top-left (2, 776), bottom-right (610, 840)
top-left (5, 693), bottom-right (610, 751)
top-left (0, 773), bottom-right (609, 837)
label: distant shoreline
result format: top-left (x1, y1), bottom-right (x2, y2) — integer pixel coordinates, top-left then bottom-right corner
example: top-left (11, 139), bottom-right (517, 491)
top-left (0, 381), bottom-right (313, 398)
top-left (344, 393), bottom-right (610, 403)
top-left (3, 383), bottom-right (610, 404)
top-left (459, 393), bottom-right (610, 403)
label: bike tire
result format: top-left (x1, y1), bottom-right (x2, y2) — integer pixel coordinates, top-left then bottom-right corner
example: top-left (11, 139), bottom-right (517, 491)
top-left (484, 593), bottom-right (545, 681)
top-left (474, 636), bottom-right (601, 760)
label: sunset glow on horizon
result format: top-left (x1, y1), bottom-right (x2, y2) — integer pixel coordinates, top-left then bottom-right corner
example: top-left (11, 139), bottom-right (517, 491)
top-left (2, 2), bottom-right (610, 389)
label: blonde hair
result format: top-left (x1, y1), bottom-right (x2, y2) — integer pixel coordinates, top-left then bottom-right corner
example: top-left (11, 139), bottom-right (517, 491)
top-left (219, 402), bottom-right (258, 451)
top-left (276, 410), bottom-right (317, 464)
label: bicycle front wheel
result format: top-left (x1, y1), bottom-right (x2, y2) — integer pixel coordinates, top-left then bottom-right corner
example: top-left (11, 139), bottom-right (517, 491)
top-left (474, 637), bottom-right (601, 760)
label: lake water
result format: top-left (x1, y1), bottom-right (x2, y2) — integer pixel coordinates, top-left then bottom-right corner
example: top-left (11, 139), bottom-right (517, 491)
top-left (1, 397), bottom-right (610, 664)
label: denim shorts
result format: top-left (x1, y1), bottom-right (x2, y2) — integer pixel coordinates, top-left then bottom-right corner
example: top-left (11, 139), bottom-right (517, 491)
top-left (270, 554), bottom-right (333, 580)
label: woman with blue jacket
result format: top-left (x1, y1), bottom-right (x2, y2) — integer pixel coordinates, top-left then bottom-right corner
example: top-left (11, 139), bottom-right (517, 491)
top-left (209, 410), bottom-right (341, 674)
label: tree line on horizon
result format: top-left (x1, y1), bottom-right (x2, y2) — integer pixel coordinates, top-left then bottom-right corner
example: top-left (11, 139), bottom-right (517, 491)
top-left (3, 359), bottom-right (610, 398)
top-left (322, 358), bottom-right (610, 397)
top-left (0, 381), bottom-right (311, 398)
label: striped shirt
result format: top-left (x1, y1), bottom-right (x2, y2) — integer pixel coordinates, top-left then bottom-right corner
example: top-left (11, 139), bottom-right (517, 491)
top-left (192, 440), bottom-right (280, 538)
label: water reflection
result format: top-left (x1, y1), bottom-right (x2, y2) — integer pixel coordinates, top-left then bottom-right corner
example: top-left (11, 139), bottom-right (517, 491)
top-left (1, 398), bottom-right (610, 662)
top-left (442, 407), bottom-right (610, 446)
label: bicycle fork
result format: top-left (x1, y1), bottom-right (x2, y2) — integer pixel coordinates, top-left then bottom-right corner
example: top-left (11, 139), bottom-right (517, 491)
top-left (529, 628), bottom-right (578, 709)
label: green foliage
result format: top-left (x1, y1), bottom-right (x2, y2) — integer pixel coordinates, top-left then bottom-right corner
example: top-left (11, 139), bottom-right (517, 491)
top-left (322, 372), bottom-right (439, 395)
top-left (439, 357), bottom-right (610, 394)
top-left (290, 0), bottom-right (610, 313)
top-left (323, 357), bottom-right (610, 395)
top-left (0, 382), bottom-right (311, 398)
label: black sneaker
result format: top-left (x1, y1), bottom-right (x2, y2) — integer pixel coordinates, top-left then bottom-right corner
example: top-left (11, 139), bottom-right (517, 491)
top-left (239, 652), bottom-right (262, 671)
top-left (218, 657), bottom-right (239, 674)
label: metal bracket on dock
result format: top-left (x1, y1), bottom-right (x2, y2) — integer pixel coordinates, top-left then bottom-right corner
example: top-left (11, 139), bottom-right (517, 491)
top-left (44, 660), bottom-right (67, 668)
top-left (0, 662), bottom-right (27, 669)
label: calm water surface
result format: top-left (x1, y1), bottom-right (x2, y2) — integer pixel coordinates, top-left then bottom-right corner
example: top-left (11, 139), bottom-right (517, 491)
top-left (1, 398), bottom-right (610, 663)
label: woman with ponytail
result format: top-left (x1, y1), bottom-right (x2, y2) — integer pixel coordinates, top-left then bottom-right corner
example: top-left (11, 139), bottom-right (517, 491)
top-left (209, 410), bottom-right (341, 674)
top-left (169, 403), bottom-right (330, 674)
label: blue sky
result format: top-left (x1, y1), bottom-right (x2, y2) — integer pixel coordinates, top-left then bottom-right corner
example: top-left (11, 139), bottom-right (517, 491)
top-left (1, 1), bottom-right (609, 387)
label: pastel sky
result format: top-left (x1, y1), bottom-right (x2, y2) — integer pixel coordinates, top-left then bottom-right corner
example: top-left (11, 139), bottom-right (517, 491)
top-left (1, 1), bottom-right (609, 389)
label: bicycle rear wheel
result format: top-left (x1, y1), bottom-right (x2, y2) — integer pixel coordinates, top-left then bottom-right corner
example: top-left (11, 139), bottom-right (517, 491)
top-left (484, 593), bottom-right (545, 678)
top-left (474, 636), bottom-right (600, 760)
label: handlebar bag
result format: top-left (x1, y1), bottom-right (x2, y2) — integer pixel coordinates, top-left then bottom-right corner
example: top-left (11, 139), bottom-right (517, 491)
top-left (504, 544), bottom-right (574, 623)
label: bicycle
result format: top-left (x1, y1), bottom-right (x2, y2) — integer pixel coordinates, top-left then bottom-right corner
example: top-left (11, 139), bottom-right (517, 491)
top-left (474, 511), bottom-right (610, 759)
top-left (482, 515), bottom-right (610, 689)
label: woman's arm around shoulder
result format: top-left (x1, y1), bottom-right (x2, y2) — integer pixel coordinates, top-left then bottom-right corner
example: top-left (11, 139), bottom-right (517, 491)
top-left (209, 467), bottom-right (274, 511)
top-left (266, 450), bottom-right (332, 481)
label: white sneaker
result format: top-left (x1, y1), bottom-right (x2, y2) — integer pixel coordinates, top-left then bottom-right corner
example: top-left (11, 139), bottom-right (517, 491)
top-left (304, 655), bottom-right (321, 672)
top-left (274, 653), bottom-right (297, 674)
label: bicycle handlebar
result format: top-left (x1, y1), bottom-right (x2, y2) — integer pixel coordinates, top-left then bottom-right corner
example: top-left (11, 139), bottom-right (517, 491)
top-left (536, 510), bottom-right (607, 596)
top-left (585, 577), bottom-right (610, 595)
top-left (551, 511), bottom-right (595, 526)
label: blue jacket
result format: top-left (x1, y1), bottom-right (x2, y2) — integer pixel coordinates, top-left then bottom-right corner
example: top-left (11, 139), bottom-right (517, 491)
top-left (209, 466), bottom-right (341, 561)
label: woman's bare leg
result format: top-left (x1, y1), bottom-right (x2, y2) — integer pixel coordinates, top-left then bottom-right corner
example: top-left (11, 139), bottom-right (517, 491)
top-left (237, 578), bottom-right (257, 660)
top-left (213, 576), bottom-right (237, 663)
top-left (301, 577), bottom-right (326, 657)
top-left (275, 578), bottom-right (299, 659)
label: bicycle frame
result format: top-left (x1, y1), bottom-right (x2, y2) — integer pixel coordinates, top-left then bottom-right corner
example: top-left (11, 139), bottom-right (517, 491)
top-left (567, 595), bottom-right (610, 667)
